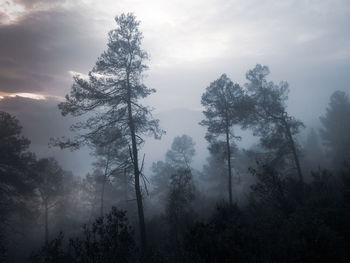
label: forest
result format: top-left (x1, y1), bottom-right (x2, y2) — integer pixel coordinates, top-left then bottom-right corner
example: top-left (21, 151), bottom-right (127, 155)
top-left (1, 12), bottom-right (350, 263)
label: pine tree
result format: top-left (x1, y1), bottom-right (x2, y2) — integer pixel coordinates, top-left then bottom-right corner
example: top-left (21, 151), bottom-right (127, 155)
top-left (200, 74), bottom-right (245, 206)
top-left (57, 13), bottom-right (164, 250)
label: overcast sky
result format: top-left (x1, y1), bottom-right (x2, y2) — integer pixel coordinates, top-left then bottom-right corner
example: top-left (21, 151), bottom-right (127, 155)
top-left (0, 0), bottom-right (349, 176)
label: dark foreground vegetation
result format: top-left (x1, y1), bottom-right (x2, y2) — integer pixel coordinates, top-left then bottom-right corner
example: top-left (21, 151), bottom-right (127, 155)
top-left (1, 13), bottom-right (350, 263)
top-left (28, 165), bottom-right (350, 263)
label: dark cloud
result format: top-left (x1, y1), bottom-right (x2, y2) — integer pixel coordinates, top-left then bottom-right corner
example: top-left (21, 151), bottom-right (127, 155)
top-left (0, 6), bottom-right (106, 96)
top-left (12, 0), bottom-right (66, 9)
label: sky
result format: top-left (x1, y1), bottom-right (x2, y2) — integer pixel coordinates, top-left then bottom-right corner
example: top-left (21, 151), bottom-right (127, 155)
top-left (0, 0), bottom-right (349, 176)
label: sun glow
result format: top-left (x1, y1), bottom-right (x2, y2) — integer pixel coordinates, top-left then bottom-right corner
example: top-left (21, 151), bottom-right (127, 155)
top-left (9, 93), bottom-right (46, 100)
top-left (0, 92), bottom-right (46, 100)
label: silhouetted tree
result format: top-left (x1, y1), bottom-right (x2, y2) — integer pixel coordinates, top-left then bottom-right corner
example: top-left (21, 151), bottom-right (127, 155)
top-left (57, 13), bottom-right (164, 250)
top-left (51, 171), bottom-right (87, 237)
top-left (90, 128), bottom-right (132, 216)
top-left (80, 168), bottom-right (132, 222)
top-left (30, 232), bottom-right (68, 263)
top-left (302, 128), bottom-right (326, 176)
top-left (31, 207), bottom-right (135, 263)
top-left (0, 111), bottom-right (36, 225)
top-left (244, 64), bottom-right (305, 182)
top-left (320, 90), bottom-right (350, 168)
top-left (69, 207), bottom-right (134, 263)
top-left (200, 74), bottom-right (246, 205)
top-left (150, 161), bottom-right (175, 208)
top-left (165, 169), bottom-right (195, 262)
top-left (201, 141), bottom-right (229, 199)
top-left (185, 203), bottom-right (245, 263)
top-left (0, 111), bottom-right (36, 260)
top-left (202, 141), bottom-right (256, 205)
top-left (35, 158), bottom-right (64, 245)
top-left (151, 135), bottom-right (195, 209)
top-left (166, 135), bottom-right (195, 170)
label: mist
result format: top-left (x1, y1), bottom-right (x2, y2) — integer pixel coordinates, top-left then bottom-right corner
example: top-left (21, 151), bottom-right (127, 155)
top-left (1, 1), bottom-right (350, 262)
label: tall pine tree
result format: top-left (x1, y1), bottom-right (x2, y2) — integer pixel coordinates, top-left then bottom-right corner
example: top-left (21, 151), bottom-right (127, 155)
top-left (57, 13), bottom-right (164, 249)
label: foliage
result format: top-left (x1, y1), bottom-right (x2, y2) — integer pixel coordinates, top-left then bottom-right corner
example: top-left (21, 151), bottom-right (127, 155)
top-left (320, 90), bottom-right (350, 168)
top-left (35, 158), bottom-right (64, 203)
top-left (302, 128), bottom-right (326, 176)
top-left (0, 111), bottom-right (36, 223)
top-left (69, 207), bottom-right (135, 263)
top-left (165, 135), bottom-right (195, 169)
top-left (30, 232), bottom-right (68, 263)
top-left (56, 13), bottom-right (163, 149)
top-left (243, 64), bottom-right (305, 181)
top-left (151, 135), bottom-right (195, 209)
top-left (57, 13), bottom-right (164, 249)
top-left (186, 165), bottom-right (350, 262)
top-left (200, 74), bottom-right (246, 205)
top-left (1, 14), bottom-right (350, 261)
top-left (164, 168), bottom-right (196, 262)
top-left (185, 203), bottom-right (245, 263)
top-left (200, 74), bottom-right (246, 143)
top-left (31, 207), bottom-right (135, 263)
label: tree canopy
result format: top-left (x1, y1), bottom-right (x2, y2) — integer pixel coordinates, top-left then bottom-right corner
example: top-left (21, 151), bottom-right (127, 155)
top-left (320, 90), bottom-right (350, 168)
top-left (57, 13), bottom-right (164, 250)
top-left (200, 74), bottom-right (246, 205)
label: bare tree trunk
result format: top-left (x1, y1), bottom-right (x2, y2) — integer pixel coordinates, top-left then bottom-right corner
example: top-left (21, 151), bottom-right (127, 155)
top-left (100, 175), bottom-right (106, 217)
top-left (126, 75), bottom-right (147, 251)
top-left (100, 155), bottom-right (110, 217)
top-left (283, 118), bottom-right (304, 183)
top-left (124, 168), bottom-right (128, 202)
top-left (44, 199), bottom-right (49, 245)
top-left (225, 126), bottom-right (233, 206)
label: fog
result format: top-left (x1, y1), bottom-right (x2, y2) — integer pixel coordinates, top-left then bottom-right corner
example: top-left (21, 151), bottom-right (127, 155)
top-left (1, 0), bottom-right (350, 262)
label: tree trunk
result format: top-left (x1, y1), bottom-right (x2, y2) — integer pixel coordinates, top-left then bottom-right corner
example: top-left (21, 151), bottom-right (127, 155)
top-left (100, 155), bottom-right (110, 217)
top-left (225, 126), bottom-right (233, 206)
top-left (100, 175), bottom-right (106, 217)
top-left (283, 118), bottom-right (304, 183)
top-left (124, 168), bottom-right (128, 202)
top-left (44, 199), bottom-right (49, 245)
top-left (126, 75), bottom-right (147, 250)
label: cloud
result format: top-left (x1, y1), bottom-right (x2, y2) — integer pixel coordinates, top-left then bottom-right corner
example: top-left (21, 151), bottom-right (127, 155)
top-left (12, 0), bottom-right (65, 9)
top-left (0, 5), bottom-right (106, 96)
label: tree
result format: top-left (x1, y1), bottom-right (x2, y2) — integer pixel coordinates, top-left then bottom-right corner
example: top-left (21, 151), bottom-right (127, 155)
top-left (320, 90), bottom-right (350, 168)
top-left (0, 111), bottom-right (36, 235)
top-left (151, 135), bottom-right (195, 209)
top-left (90, 128), bottom-right (132, 217)
top-left (302, 128), bottom-right (326, 175)
top-left (0, 112), bottom-right (36, 262)
top-left (30, 232), bottom-right (68, 263)
top-left (165, 169), bottom-right (195, 261)
top-left (165, 134), bottom-right (196, 170)
top-left (31, 207), bottom-right (135, 263)
top-left (202, 141), bottom-right (254, 203)
top-left (200, 74), bottom-right (245, 206)
top-left (185, 203), bottom-right (244, 263)
top-left (57, 13), bottom-right (164, 250)
top-left (69, 207), bottom-right (135, 263)
top-left (201, 141), bottom-right (229, 199)
top-left (244, 64), bottom-right (305, 182)
top-left (150, 161), bottom-right (176, 210)
top-left (35, 158), bottom-right (64, 245)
